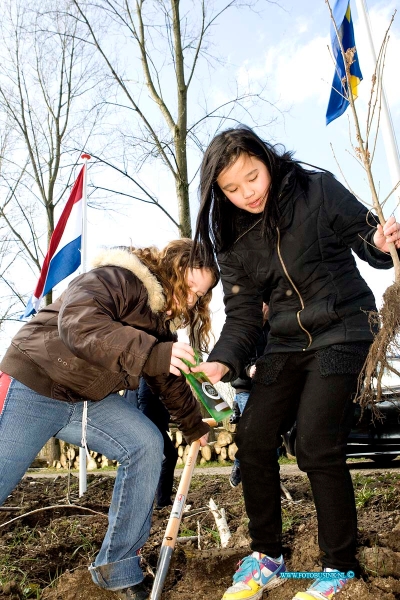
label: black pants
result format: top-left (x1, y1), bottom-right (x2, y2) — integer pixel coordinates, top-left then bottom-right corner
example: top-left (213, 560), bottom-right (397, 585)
top-left (236, 351), bottom-right (360, 574)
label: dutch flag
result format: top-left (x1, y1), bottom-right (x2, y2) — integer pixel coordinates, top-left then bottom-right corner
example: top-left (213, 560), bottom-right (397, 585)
top-left (22, 165), bottom-right (85, 318)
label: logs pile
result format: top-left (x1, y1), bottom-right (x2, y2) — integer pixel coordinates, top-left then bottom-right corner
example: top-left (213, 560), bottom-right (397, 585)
top-left (44, 424), bottom-right (238, 470)
top-left (50, 441), bottom-right (118, 471)
top-left (174, 424), bottom-right (238, 466)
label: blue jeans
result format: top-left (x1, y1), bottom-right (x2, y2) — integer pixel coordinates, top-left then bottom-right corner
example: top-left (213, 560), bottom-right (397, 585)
top-left (0, 379), bottom-right (163, 591)
top-left (233, 392), bottom-right (250, 468)
top-left (235, 391), bottom-right (250, 414)
top-left (137, 378), bottom-right (178, 507)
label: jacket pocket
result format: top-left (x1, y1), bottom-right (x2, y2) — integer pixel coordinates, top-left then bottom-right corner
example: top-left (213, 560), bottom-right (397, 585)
top-left (43, 331), bottom-right (111, 398)
top-left (268, 310), bottom-right (300, 341)
top-left (300, 294), bottom-right (340, 336)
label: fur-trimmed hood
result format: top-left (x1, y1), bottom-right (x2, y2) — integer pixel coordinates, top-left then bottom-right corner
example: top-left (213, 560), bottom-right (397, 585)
top-left (91, 248), bottom-right (166, 313)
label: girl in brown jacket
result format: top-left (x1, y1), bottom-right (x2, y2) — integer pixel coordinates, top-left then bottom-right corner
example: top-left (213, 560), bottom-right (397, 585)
top-left (0, 238), bottom-right (218, 600)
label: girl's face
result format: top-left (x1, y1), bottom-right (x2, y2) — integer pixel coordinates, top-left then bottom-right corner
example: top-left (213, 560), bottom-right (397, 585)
top-left (217, 153), bottom-right (271, 214)
top-left (185, 268), bottom-right (214, 309)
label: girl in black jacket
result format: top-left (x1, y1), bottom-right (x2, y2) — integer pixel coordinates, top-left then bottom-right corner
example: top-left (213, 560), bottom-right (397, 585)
top-left (190, 126), bottom-right (400, 600)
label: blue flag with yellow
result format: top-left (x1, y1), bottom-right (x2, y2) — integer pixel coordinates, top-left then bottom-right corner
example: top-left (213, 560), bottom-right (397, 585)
top-left (326, 0), bottom-right (362, 125)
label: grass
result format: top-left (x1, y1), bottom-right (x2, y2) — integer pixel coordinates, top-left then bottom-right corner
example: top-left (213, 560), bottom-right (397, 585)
top-left (0, 530), bottom-right (42, 599)
top-left (30, 454), bottom-right (381, 474)
top-left (355, 483), bottom-right (376, 509)
top-left (176, 459), bottom-right (223, 469)
top-left (27, 465), bottom-right (117, 474)
top-left (353, 472), bottom-right (400, 510)
top-left (0, 517), bottom-right (98, 599)
top-left (282, 507), bottom-right (300, 533)
top-left (179, 527), bottom-right (197, 537)
top-left (174, 453), bottom-right (297, 469)
top-left (202, 526), bottom-right (221, 544)
top-left (278, 455), bottom-right (297, 465)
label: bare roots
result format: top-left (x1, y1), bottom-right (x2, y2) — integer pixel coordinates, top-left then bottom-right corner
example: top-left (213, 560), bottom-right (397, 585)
top-left (357, 281), bottom-right (400, 413)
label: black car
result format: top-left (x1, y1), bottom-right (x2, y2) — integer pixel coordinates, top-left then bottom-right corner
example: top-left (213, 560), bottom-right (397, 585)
top-left (282, 357), bottom-right (400, 465)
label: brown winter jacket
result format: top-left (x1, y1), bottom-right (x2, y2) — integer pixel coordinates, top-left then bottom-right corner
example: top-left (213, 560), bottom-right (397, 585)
top-left (0, 248), bottom-right (210, 443)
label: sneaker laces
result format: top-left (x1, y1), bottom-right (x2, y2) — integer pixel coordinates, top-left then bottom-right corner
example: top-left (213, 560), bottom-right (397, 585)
top-left (232, 553), bottom-right (281, 584)
top-left (233, 555), bottom-right (263, 584)
top-left (308, 571), bottom-right (346, 595)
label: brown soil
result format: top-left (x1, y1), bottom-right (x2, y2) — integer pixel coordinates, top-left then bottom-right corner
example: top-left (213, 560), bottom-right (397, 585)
top-left (1, 470), bottom-right (399, 600)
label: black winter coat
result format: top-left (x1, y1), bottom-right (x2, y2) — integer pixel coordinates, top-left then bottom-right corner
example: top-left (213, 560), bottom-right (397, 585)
top-left (208, 171), bottom-right (395, 380)
top-left (231, 321), bottom-right (269, 392)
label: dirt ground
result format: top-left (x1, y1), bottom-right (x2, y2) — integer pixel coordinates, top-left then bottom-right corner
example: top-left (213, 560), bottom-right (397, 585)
top-left (1, 467), bottom-right (400, 600)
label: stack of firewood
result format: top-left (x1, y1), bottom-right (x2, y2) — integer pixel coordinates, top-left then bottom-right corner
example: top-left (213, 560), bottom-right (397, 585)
top-left (50, 441), bottom-right (118, 470)
top-left (173, 424), bottom-right (238, 466)
top-left (44, 424), bottom-right (238, 470)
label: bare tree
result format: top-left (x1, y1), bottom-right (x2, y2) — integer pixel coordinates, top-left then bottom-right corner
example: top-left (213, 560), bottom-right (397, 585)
top-left (71, 0), bottom-right (279, 237)
top-left (0, 0), bottom-right (104, 319)
top-left (326, 1), bottom-right (400, 406)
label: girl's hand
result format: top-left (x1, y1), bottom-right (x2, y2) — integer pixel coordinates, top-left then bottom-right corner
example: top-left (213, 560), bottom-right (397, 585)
top-left (170, 342), bottom-right (195, 376)
top-left (374, 215), bottom-right (400, 252)
top-left (199, 432), bottom-right (209, 447)
top-left (191, 361), bottom-right (229, 384)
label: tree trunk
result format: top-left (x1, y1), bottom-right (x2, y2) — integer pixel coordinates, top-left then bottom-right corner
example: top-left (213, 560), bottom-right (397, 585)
top-left (175, 170), bottom-right (191, 238)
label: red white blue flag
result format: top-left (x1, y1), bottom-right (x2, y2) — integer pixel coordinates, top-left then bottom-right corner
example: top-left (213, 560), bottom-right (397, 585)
top-left (22, 165), bottom-right (85, 318)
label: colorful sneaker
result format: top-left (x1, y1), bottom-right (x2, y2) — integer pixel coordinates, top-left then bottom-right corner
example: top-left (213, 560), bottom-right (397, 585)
top-left (292, 569), bottom-right (350, 599)
top-left (229, 463), bottom-right (242, 488)
top-left (221, 552), bottom-right (285, 599)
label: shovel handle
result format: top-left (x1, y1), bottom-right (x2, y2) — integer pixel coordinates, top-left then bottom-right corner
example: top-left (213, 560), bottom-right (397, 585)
top-left (162, 439), bottom-right (200, 548)
top-left (150, 439), bottom-right (201, 600)
top-left (161, 418), bottom-right (216, 547)
top-left (150, 419), bottom-right (217, 600)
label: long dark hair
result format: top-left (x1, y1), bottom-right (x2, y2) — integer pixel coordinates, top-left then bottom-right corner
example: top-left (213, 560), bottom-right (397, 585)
top-left (191, 126), bottom-right (311, 263)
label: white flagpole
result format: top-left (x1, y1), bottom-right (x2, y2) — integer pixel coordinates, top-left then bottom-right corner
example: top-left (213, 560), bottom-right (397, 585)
top-left (79, 153), bottom-right (91, 497)
top-left (354, 0), bottom-right (400, 192)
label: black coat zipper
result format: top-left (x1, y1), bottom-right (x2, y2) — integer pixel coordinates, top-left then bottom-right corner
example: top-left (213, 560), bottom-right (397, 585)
top-left (276, 227), bottom-right (312, 349)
